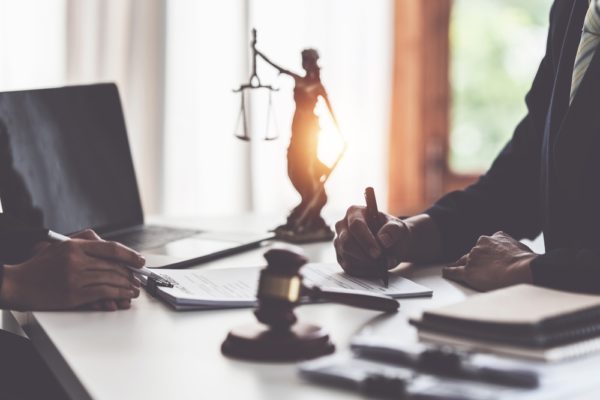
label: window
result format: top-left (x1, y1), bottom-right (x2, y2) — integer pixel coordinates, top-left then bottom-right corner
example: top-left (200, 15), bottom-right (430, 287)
top-left (449, 0), bottom-right (550, 173)
top-left (164, 0), bottom-right (394, 217)
top-left (0, 0), bottom-right (66, 91)
top-left (388, 0), bottom-right (551, 215)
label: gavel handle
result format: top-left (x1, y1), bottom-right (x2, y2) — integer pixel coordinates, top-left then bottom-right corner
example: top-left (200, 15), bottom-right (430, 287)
top-left (305, 286), bottom-right (399, 313)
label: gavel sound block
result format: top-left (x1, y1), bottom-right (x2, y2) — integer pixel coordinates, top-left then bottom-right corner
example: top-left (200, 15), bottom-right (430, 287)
top-left (221, 247), bottom-right (335, 361)
top-left (221, 246), bottom-right (399, 362)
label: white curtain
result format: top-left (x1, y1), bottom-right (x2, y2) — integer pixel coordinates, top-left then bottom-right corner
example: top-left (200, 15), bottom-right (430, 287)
top-left (0, 0), bottom-right (166, 214)
top-left (163, 0), bottom-right (393, 221)
top-left (65, 0), bottom-right (167, 215)
top-left (0, 0), bottom-right (66, 91)
top-left (0, 0), bottom-right (392, 221)
top-left (163, 0), bottom-right (252, 216)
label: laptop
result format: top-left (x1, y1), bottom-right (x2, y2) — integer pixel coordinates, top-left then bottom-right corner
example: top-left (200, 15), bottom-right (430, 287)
top-left (0, 83), bottom-right (272, 268)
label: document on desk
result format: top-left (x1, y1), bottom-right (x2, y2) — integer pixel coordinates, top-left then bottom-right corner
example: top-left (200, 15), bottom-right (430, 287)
top-left (148, 263), bottom-right (432, 310)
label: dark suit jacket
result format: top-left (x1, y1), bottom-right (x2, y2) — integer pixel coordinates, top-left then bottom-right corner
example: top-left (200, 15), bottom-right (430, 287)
top-left (426, 0), bottom-right (600, 293)
top-left (0, 215), bottom-right (47, 265)
top-left (0, 108), bottom-right (48, 264)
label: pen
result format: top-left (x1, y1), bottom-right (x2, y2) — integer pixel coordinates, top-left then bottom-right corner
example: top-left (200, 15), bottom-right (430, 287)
top-left (351, 343), bottom-right (539, 389)
top-left (364, 187), bottom-right (389, 288)
top-left (303, 285), bottom-right (399, 313)
top-left (47, 230), bottom-right (173, 288)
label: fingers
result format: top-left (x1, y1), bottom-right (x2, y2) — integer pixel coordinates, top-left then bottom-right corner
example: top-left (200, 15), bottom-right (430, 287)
top-left (346, 207), bottom-right (381, 258)
top-left (80, 285), bottom-right (140, 305)
top-left (116, 299), bottom-right (132, 309)
top-left (71, 229), bottom-right (102, 241)
top-left (80, 270), bottom-right (137, 290)
top-left (81, 257), bottom-right (132, 279)
top-left (89, 302), bottom-right (103, 311)
top-left (448, 253), bottom-right (469, 267)
top-left (491, 231), bottom-right (533, 252)
top-left (81, 240), bottom-right (145, 268)
top-left (335, 206), bottom-right (403, 277)
top-left (86, 294), bottom-right (134, 311)
top-left (378, 221), bottom-right (402, 248)
top-left (335, 218), bottom-right (372, 261)
top-left (334, 216), bottom-right (377, 277)
top-left (377, 220), bottom-right (410, 260)
top-left (443, 251), bottom-right (469, 283)
top-left (86, 299), bottom-right (131, 311)
top-left (337, 230), bottom-right (372, 261)
top-left (442, 265), bottom-right (466, 282)
top-left (100, 300), bottom-right (118, 311)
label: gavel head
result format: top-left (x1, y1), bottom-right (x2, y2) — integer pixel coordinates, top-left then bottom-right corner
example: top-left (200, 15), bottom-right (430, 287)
top-left (254, 245), bottom-right (308, 331)
top-left (221, 245), bottom-right (335, 361)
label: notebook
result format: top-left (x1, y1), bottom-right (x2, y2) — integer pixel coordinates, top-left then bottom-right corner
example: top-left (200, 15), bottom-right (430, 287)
top-left (417, 330), bottom-right (600, 362)
top-left (146, 263), bottom-right (433, 310)
top-left (411, 284), bottom-right (600, 347)
top-left (410, 284), bottom-right (600, 361)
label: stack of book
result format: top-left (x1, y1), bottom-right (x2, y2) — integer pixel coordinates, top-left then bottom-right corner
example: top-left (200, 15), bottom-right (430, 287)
top-left (410, 284), bottom-right (600, 361)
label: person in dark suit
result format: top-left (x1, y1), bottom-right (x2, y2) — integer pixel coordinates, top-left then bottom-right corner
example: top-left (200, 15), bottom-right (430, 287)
top-left (0, 120), bottom-right (145, 398)
top-left (335, 0), bottom-right (600, 294)
top-left (0, 118), bottom-right (144, 312)
top-left (0, 220), bottom-right (143, 399)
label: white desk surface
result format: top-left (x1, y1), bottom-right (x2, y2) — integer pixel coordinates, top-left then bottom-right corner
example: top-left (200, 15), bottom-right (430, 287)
top-left (5, 215), bottom-right (475, 400)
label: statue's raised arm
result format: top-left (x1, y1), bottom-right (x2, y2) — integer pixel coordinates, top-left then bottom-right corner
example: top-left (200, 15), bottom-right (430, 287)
top-left (255, 49), bottom-right (302, 80)
top-left (234, 32), bottom-right (344, 243)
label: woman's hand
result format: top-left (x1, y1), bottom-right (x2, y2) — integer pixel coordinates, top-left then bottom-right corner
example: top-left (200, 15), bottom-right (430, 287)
top-left (0, 229), bottom-right (144, 311)
top-left (70, 230), bottom-right (138, 311)
top-left (443, 231), bottom-right (537, 291)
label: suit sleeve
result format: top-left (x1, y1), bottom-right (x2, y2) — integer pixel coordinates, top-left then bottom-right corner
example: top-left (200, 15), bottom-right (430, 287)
top-left (424, 4), bottom-right (557, 261)
top-left (0, 214), bottom-right (48, 265)
top-left (530, 250), bottom-right (600, 293)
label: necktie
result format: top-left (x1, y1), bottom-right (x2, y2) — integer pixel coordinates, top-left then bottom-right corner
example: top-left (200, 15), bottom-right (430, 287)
top-left (571, 0), bottom-right (600, 103)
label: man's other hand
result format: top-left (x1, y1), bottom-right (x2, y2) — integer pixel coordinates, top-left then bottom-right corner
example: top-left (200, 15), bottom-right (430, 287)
top-left (443, 231), bottom-right (537, 291)
top-left (0, 229), bottom-right (145, 311)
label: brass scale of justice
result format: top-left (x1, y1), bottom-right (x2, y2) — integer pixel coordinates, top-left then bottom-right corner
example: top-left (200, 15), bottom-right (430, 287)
top-left (223, 30), bottom-right (397, 363)
top-left (232, 28), bottom-right (347, 244)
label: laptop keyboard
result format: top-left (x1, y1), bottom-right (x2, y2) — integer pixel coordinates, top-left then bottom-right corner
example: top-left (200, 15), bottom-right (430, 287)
top-left (106, 225), bottom-right (201, 251)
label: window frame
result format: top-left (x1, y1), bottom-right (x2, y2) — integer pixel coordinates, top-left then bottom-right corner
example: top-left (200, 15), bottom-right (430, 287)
top-left (388, 0), bottom-right (478, 216)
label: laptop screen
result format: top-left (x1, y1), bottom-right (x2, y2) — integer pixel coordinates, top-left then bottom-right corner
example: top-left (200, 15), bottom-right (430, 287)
top-left (0, 83), bottom-right (143, 235)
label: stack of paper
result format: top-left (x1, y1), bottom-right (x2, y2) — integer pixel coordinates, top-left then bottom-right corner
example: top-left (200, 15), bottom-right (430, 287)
top-left (147, 263), bottom-right (432, 310)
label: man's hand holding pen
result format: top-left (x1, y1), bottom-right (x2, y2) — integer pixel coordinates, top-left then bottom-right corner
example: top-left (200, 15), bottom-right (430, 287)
top-left (334, 206), bottom-right (411, 278)
top-left (334, 209), bottom-right (442, 279)
top-left (335, 207), bottom-right (537, 293)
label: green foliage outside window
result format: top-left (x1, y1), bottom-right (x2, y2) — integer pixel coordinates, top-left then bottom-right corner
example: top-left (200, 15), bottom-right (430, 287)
top-left (450, 0), bottom-right (551, 173)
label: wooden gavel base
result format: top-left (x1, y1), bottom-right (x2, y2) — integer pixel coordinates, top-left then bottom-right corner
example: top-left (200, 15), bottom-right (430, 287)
top-left (221, 322), bottom-right (335, 362)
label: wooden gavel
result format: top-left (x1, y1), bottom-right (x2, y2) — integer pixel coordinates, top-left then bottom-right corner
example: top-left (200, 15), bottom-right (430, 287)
top-left (222, 246), bottom-right (398, 362)
top-left (254, 247), bottom-right (399, 332)
top-left (256, 247), bottom-right (399, 330)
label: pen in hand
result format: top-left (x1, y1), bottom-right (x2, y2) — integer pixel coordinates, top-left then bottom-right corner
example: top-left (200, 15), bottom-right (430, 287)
top-left (47, 230), bottom-right (173, 288)
top-left (364, 187), bottom-right (389, 288)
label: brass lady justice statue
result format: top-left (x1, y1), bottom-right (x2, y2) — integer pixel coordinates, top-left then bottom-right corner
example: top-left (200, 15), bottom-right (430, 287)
top-left (234, 30), bottom-right (345, 243)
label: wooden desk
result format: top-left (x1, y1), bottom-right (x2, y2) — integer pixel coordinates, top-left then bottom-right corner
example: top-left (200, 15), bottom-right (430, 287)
top-left (4, 215), bottom-right (473, 400)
